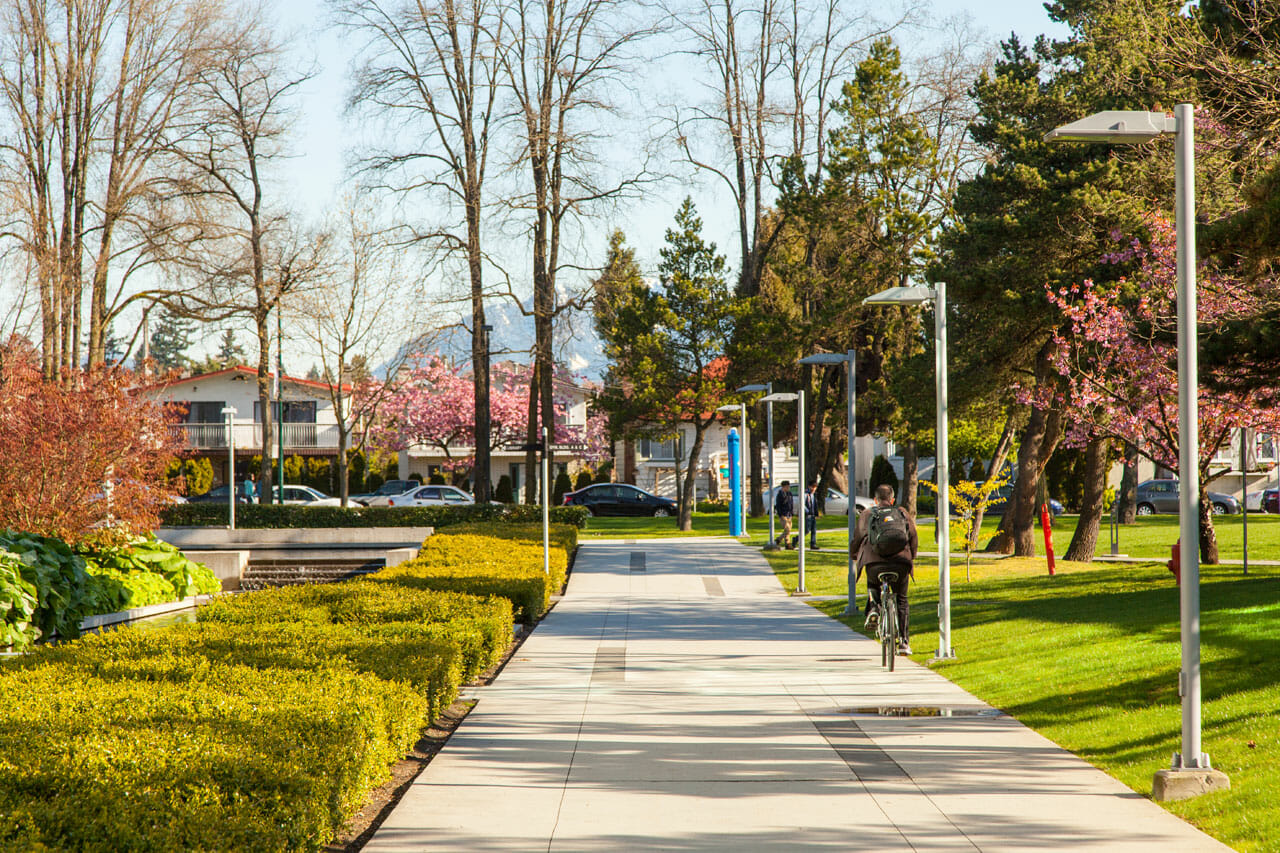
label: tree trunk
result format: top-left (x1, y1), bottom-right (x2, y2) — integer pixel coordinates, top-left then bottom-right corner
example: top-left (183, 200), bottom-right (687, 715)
top-left (255, 314), bottom-right (274, 502)
top-left (1117, 441), bottom-right (1138, 524)
top-left (901, 439), bottom-right (918, 517)
top-left (470, 242), bottom-right (491, 503)
top-left (679, 424), bottom-right (707, 531)
top-left (971, 407), bottom-right (1019, 549)
top-left (986, 344), bottom-right (1063, 556)
top-left (1064, 436), bottom-right (1108, 562)
top-left (1198, 487), bottom-right (1220, 564)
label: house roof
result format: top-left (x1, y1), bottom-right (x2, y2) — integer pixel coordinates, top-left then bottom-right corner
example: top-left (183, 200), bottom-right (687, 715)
top-left (150, 365), bottom-right (352, 394)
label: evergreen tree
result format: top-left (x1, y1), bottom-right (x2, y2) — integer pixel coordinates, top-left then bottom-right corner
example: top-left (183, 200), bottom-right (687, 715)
top-left (149, 309), bottom-right (196, 370)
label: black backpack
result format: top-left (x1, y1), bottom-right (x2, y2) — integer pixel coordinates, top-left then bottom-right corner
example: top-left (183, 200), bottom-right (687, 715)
top-left (868, 506), bottom-right (909, 557)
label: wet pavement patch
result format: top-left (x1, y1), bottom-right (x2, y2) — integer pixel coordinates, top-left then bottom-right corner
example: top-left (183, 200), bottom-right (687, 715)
top-left (702, 576), bottom-right (724, 596)
top-left (629, 551), bottom-right (646, 572)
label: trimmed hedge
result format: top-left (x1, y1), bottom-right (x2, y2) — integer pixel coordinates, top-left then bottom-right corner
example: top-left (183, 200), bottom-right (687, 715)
top-left (376, 526), bottom-right (573, 623)
top-left (159, 502), bottom-right (590, 530)
top-left (434, 521), bottom-right (579, 553)
top-left (0, 639), bottom-right (426, 852)
top-left (0, 571), bottom-right (518, 851)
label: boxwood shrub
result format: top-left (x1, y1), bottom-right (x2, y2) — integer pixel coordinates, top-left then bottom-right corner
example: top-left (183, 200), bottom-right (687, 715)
top-left (376, 528), bottom-right (571, 623)
top-left (0, 641), bottom-right (427, 852)
top-left (159, 502), bottom-right (590, 529)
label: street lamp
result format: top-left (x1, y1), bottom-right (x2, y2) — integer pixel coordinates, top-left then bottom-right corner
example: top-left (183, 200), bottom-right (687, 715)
top-left (1046, 105), bottom-right (1227, 798)
top-left (221, 406), bottom-right (237, 530)
top-left (738, 383), bottom-right (773, 544)
top-left (800, 351), bottom-right (858, 615)
top-left (717, 403), bottom-right (748, 536)
top-left (863, 283), bottom-right (952, 660)
top-left (761, 391), bottom-right (807, 593)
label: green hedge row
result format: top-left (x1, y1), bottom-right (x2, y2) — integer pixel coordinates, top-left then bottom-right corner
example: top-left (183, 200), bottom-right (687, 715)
top-left (0, 568), bottom-right (515, 850)
top-left (376, 523), bottom-right (574, 624)
top-left (158, 502), bottom-right (590, 530)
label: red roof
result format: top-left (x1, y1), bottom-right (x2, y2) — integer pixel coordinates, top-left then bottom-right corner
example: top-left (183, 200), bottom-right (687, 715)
top-left (151, 365), bottom-right (353, 393)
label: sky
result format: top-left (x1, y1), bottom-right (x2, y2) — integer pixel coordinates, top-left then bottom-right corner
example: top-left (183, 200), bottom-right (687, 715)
top-left (248, 1), bottom-right (1073, 375)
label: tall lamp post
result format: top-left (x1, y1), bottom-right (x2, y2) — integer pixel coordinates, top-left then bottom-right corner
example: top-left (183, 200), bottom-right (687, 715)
top-left (864, 284), bottom-right (952, 660)
top-left (717, 403), bottom-right (749, 536)
top-left (1046, 105), bottom-right (1228, 799)
top-left (799, 351), bottom-right (858, 614)
top-left (738, 383), bottom-right (773, 544)
top-left (222, 406), bottom-right (237, 530)
top-left (761, 391), bottom-right (805, 592)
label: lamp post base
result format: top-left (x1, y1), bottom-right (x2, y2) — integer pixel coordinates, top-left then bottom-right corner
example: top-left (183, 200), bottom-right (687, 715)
top-left (1152, 767), bottom-right (1229, 802)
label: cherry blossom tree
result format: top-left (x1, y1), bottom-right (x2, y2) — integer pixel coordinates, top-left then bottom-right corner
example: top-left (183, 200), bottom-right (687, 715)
top-left (1046, 216), bottom-right (1280, 563)
top-left (366, 353), bottom-right (609, 483)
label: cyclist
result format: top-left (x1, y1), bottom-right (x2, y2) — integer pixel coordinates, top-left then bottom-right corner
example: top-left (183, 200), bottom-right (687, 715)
top-left (849, 484), bottom-right (917, 655)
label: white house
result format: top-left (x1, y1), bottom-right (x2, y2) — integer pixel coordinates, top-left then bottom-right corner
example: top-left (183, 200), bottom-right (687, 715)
top-left (148, 366), bottom-right (349, 484)
top-left (615, 419), bottom-right (888, 501)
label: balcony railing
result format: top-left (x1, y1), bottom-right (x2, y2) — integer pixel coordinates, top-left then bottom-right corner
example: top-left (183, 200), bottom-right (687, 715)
top-left (172, 422), bottom-right (341, 450)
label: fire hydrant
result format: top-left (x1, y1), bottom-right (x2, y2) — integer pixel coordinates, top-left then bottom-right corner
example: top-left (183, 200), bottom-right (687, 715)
top-left (1167, 539), bottom-right (1181, 585)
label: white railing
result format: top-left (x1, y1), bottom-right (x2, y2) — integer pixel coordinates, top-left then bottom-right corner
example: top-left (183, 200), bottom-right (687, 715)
top-left (172, 422), bottom-right (342, 450)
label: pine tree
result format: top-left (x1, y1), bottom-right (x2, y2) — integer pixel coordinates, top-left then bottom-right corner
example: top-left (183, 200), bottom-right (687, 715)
top-left (149, 309), bottom-right (196, 370)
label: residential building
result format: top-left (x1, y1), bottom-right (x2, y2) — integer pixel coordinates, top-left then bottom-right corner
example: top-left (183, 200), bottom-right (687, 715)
top-left (148, 366), bottom-right (349, 485)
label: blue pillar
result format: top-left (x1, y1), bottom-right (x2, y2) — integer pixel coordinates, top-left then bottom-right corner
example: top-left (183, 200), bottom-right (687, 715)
top-left (728, 428), bottom-right (743, 536)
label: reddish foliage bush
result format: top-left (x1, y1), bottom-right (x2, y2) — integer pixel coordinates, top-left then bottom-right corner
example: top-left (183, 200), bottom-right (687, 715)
top-left (0, 345), bottom-right (184, 543)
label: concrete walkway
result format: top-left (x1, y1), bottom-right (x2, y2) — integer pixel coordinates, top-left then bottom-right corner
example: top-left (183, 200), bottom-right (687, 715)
top-left (366, 538), bottom-right (1232, 852)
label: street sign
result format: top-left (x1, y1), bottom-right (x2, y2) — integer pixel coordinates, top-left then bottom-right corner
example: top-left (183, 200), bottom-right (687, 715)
top-left (505, 442), bottom-right (545, 453)
top-left (550, 442), bottom-right (588, 452)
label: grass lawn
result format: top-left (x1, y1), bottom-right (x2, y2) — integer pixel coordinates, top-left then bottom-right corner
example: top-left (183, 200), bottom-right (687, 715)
top-left (757, 536), bottom-right (1280, 852)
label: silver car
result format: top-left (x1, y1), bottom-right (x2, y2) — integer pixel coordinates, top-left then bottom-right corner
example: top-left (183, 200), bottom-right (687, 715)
top-left (765, 485), bottom-right (872, 515)
top-left (386, 485), bottom-right (476, 507)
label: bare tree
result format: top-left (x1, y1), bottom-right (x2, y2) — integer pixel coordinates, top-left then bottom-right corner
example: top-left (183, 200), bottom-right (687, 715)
top-left (498, 0), bottom-right (657, 502)
top-left (0, 0), bottom-right (220, 379)
top-left (669, 0), bottom-right (908, 512)
top-left (163, 16), bottom-right (319, 498)
top-left (296, 199), bottom-right (437, 505)
top-left (340, 0), bottom-right (505, 502)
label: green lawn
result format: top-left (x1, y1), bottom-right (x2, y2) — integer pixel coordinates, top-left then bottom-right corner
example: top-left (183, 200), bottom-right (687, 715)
top-left (581, 509), bottom-right (1280, 562)
top-left (757, 538), bottom-right (1280, 852)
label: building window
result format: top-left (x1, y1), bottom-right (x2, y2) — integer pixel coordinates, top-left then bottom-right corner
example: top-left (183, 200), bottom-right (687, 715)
top-left (188, 401), bottom-right (226, 423)
top-left (639, 435), bottom-right (682, 461)
top-left (254, 400), bottom-right (318, 423)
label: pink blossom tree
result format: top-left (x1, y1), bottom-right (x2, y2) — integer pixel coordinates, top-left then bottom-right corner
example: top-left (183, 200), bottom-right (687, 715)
top-left (365, 353), bottom-right (609, 486)
top-left (1047, 216), bottom-right (1280, 563)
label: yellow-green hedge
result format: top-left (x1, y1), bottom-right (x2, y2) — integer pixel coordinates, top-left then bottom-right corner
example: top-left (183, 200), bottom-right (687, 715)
top-left (434, 521), bottom-right (579, 552)
top-left (0, 634), bottom-right (427, 852)
top-left (377, 526), bottom-right (573, 623)
top-left (0, 567), bottom-right (518, 851)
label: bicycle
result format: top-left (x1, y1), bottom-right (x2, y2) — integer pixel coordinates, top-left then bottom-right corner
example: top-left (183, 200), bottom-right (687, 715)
top-left (874, 570), bottom-right (900, 671)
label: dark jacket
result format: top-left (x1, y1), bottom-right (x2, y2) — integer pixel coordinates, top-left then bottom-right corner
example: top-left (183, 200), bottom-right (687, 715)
top-left (850, 504), bottom-right (918, 579)
top-left (774, 488), bottom-right (794, 517)
top-left (804, 490), bottom-right (817, 519)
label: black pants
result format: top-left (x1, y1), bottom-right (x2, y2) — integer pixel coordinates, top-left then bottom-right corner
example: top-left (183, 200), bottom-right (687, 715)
top-left (864, 563), bottom-right (910, 643)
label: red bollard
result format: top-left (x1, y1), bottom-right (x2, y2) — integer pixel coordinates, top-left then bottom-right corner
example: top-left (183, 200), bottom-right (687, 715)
top-left (1167, 539), bottom-right (1181, 585)
top-left (1041, 503), bottom-right (1055, 576)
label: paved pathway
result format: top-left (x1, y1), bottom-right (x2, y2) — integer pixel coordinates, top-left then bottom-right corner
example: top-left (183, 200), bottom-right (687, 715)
top-left (366, 537), bottom-right (1232, 852)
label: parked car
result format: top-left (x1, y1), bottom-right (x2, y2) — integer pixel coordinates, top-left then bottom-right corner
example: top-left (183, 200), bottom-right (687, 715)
top-left (386, 485), bottom-right (476, 507)
top-left (265, 485), bottom-right (345, 506)
top-left (562, 483), bottom-right (677, 517)
top-left (1246, 487), bottom-right (1278, 513)
top-left (1263, 489), bottom-right (1280, 514)
top-left (978, 483), bottom-right (1064, 517)
top-left (350, 479), bottom-right (418, 505)
top-left (764, 485), bottom-right (871, 516)
top-left (187, 483), bottom-right (254, 504)
top-left (1135, 479), bottom-right (1240, 515)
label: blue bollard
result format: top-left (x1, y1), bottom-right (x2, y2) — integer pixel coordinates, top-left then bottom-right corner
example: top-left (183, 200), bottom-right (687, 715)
top-left (728, 428), bottom-right (742, 536)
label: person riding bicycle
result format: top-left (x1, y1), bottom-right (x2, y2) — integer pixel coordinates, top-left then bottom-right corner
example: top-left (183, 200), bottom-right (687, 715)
top-left (850, 484), bottom-right (918, 655)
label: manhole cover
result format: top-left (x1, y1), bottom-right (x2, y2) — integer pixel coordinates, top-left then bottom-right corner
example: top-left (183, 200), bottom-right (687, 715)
top-left (839, 706), bottom-right (1005, 718)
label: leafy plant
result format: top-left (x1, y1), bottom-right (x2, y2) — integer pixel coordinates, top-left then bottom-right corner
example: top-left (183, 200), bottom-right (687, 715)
top-left (922, 474), bottom-right (1011, 580)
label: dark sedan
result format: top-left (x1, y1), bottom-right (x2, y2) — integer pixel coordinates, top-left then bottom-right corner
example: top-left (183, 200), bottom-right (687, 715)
top-left (563, 483), bottom-right (677, 517)
top-left (1135, 479), bottom-right (1240, 515)
top-left (187, 483), bottom-right (255, 504)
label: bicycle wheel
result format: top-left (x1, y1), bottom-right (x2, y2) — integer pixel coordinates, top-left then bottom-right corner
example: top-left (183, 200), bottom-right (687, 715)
top-left (878, 599), bottom-right (889, 667)
top-left (882, 581), bottom-right (898, 672)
